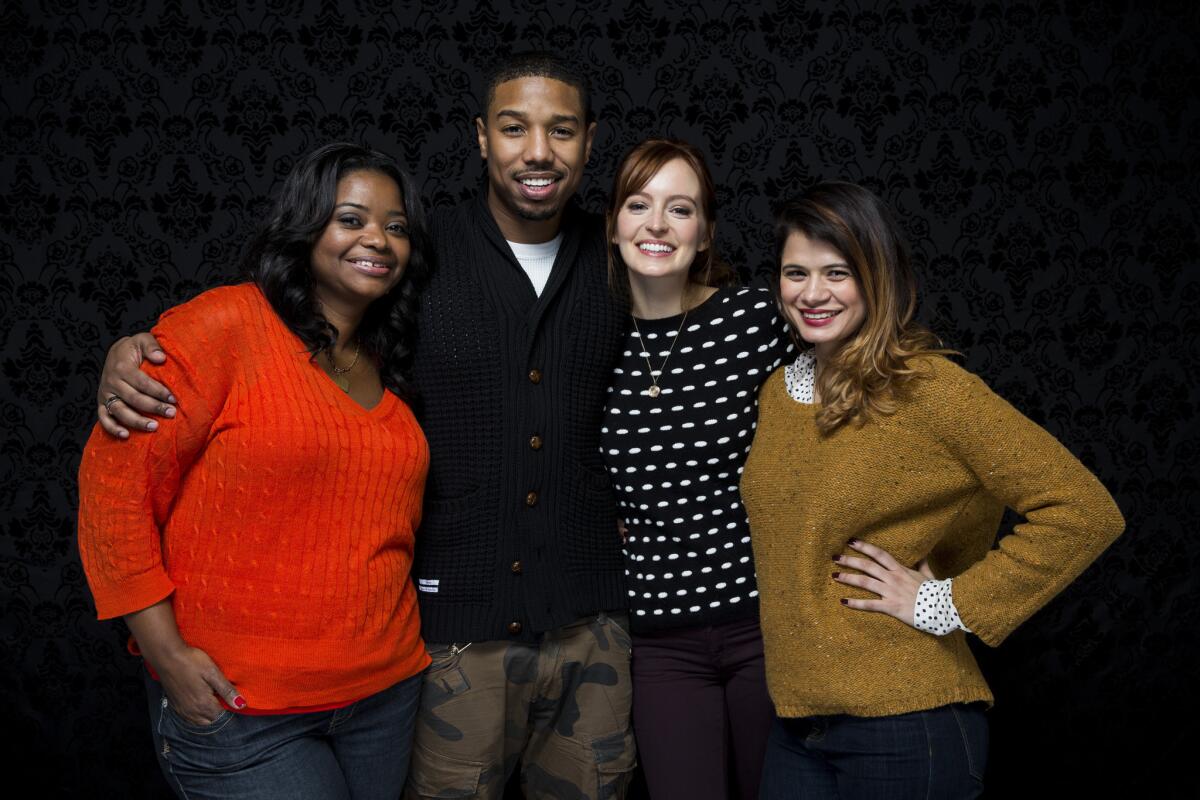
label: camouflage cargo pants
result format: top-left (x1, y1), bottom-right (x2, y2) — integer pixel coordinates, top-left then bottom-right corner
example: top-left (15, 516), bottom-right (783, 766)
top-left (405, 612), bottom-right (636, 799)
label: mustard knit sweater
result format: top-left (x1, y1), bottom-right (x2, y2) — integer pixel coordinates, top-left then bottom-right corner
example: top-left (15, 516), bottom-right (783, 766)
top-left (740, 355), bottom-right (1124, 718)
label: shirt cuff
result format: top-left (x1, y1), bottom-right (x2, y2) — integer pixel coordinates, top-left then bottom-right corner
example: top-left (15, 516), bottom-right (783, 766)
top-left (913, 578), bottom-right (971, 635)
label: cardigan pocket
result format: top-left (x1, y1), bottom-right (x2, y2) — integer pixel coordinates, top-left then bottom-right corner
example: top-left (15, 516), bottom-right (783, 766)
top-left (561, 462), bottom-right (622, 575)
top-left (414, 485), bottom-right (497, 605)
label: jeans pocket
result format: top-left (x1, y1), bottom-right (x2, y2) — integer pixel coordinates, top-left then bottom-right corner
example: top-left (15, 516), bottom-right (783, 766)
top-left (949, 704), bottom-right (988, 782)
top-left (164, 702), bottom-right (236, 736)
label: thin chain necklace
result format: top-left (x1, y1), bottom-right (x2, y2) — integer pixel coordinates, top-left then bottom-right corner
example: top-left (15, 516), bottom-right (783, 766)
top-left (631, 311), bottom-right (689, 398)
top-left (325, 341), bottom-right (361, 393)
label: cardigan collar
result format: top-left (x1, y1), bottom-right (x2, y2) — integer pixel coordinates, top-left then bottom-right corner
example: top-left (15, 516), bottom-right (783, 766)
top-left (469, 186), bottom-right (591, 320)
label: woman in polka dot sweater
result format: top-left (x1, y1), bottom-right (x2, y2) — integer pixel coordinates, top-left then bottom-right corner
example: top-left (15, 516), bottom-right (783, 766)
top-left (741, 182), bottom-right (1123, 797)
top-left (601, 138), bottom-right (792, 800)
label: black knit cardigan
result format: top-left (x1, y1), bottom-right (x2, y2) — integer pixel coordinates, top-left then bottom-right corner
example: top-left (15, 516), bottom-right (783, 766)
top-left (410, 192), bottom-right (629, 643)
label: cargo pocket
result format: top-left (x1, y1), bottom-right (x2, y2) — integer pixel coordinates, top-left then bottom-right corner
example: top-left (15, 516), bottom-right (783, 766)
top-left (592, 726), bottom-right (637, 799)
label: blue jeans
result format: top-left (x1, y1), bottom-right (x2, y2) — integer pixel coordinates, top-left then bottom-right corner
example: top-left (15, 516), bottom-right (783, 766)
top-left (760, 704), bottom-right (987, 799)
top-left (145, 671), bottom-right (422, 800)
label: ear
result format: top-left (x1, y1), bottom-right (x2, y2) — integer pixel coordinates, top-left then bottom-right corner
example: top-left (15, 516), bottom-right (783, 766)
top-left (475, 116), bottom-right (488, 160)
top-left (583, 120), bottom-right (597, 163)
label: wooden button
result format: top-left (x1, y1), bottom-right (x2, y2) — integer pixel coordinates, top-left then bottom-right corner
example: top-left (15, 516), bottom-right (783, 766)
top-left (529, 435), bottom-right (543, 450)
top-left (508, 621), bottom-right (522, 634)
top-left (528, 368), bottom-right (542, 384)
top-left (525, 491), bottom-right (538, 506)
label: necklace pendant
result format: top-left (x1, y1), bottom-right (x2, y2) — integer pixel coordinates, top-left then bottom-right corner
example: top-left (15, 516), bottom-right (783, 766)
top-left (647, 385), bottom-right (661, 398)
top-left (334, 375), bottom-right (351, 393)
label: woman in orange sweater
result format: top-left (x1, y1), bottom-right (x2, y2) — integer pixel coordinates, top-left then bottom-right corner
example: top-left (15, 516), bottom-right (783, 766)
top-left (741, 182), bottom-right (1123, 798)
top-left (78, 143), bottom-right (434, 799)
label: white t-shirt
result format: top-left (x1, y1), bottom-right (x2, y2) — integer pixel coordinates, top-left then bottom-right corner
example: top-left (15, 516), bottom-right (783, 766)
top-left (507, 233), bottom-right (562, 297)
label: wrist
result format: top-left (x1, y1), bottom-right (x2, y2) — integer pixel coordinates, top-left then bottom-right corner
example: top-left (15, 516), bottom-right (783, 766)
top-left (134, 632), bottom-right (189, 671)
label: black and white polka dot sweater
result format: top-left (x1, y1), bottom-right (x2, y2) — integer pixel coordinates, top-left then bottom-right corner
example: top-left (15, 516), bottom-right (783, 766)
top-left (601, 282), bottom-right (793, 633)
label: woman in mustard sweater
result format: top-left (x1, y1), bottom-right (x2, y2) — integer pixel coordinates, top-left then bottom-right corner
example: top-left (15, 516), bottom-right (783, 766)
top-left (740, 182), bottom-right (1124, 798)
top-left (78, 143), bottom-right (434, 799)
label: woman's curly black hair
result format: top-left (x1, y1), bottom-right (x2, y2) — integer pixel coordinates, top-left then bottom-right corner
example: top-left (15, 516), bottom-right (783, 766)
top-left (242, 142), bottom-right (433, 404)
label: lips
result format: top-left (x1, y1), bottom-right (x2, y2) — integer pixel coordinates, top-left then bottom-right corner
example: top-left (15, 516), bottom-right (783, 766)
top-left (346, 257), bottom-right (395, 277)
top-left (637, 240), bottom-right (676, 256)
top-left (799, 308), bottom-right (840, 327)
top-left (516, 173), bottom-right (561, 200)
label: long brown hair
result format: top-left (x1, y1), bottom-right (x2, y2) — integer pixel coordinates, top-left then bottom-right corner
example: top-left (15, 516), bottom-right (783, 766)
top-left (605, 138), bottom-right (736, 303)
top-left (773, 182), bottom-right (948, 433)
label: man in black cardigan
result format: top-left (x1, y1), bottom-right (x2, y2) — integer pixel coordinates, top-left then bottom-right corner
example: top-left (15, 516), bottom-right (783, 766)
top-left (94, 52), bottom-right (635, 799)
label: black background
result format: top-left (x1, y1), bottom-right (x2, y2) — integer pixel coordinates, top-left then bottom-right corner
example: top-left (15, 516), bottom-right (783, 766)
top-left (2, 0), bottom-right (1197, 796)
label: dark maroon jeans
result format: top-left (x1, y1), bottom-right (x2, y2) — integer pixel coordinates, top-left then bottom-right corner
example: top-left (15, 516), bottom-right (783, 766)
top-left (631, 615), bottom-right (775, 800)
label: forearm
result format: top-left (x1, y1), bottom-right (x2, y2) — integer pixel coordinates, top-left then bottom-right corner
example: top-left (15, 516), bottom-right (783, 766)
top-left (124, 598), bottom-right (188, 669)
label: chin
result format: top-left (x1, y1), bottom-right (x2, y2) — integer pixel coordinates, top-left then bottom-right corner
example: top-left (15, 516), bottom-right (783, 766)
top-left (515, 204), bottom-right (559, 221)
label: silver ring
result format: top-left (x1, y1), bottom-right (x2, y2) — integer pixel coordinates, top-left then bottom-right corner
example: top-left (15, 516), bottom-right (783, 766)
top-left (103, 395), bottom-right (122, 412)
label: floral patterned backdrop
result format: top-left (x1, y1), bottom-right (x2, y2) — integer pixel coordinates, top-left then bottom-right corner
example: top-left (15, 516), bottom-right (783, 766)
top-left (2, 0), bottom-right (1196, 795)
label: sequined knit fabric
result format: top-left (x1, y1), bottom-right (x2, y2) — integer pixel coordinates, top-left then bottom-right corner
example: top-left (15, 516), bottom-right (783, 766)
top-left (78, 284), bottom-right (431, 710)
top-left (741, 355), bottom-right (1124, 718)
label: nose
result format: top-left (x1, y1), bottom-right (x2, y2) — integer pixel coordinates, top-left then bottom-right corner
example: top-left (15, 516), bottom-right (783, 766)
top-left (524, 129), bottom-right (552, 165)
top-left (359, 222), bottom-right (389, 251)
top-left (799, 275), bottom-right (830, 306)
top-left (645, 208), bottom-right (668, 234)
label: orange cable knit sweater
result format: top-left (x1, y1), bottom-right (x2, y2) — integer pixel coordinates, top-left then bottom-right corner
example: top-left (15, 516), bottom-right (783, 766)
top-left (741, 355), bottom-right (1124, 718)
top-left (78, 284), bottom-right (430, 710)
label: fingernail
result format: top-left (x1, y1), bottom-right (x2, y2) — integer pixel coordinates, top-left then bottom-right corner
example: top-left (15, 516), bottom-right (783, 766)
top-left (164, 407), bottom-right (176, 417)
top-left (233, 695), bottom-right (246, 709)
top-left (847, 538), bottom-right (859, 545)
top-left (119, 430), bottom-right (129, 439)
top-left (840, 598), bottom-right (849, 605)
top-left (168, 394), bottom-right (177, 403)
top-left (832, 555), bottom-right (841, 562)
top-left (146, 421), bottom-right (158, 431)
top-left (832, 571), bottom-right (840, 578)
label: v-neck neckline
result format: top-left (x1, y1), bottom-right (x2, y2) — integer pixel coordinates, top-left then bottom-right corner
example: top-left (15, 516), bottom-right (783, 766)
top-left (250, 285), bottom-right (399, 418)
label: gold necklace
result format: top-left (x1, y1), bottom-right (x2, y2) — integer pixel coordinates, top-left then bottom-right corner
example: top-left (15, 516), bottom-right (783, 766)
top-left (325, 341), bottom-right (361, 393)
top-left (631, 311), bottom-right (688, 398)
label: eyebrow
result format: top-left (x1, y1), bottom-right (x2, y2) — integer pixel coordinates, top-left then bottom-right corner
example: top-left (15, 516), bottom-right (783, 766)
top-left (495, 109), bottom-right (581, 125)
top-left (782, 261), bottom-right (850, 270)
top-left (628, 191), bottom-right (698, 204)
top-left (334, 202), bottom-right (406, 217)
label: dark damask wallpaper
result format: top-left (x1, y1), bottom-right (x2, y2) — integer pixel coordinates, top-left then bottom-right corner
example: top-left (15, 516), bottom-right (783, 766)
top-left (2, 0), bottom-right (1197, 796)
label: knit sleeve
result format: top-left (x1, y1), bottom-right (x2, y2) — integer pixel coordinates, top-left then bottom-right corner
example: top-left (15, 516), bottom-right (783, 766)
top-left (77, 288), bottom-right (243, 619)
top-left (741, 277), bottom-right (795, 372)
top-left (918, 358), bottom-right (1125, 647)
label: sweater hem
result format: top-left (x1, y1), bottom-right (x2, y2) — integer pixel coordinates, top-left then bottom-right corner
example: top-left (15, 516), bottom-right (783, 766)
top-left (629, 598), bottom-right (759, 635)
top-left (772, 687), bottom-right (994, 719)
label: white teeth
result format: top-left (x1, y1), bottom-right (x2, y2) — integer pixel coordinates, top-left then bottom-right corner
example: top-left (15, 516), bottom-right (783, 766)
top-left (351, 259), bottom-right (389, 268)
top-left (521, 177), bottom-right (554, 187)
top-left (639, 243), bottom-right (674, 253)
top-left (802, 311), bottom-right (836, 319)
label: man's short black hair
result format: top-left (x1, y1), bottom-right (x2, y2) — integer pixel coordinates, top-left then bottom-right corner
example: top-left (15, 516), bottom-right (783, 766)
top-left (481, 50), bottom-right (593, 123)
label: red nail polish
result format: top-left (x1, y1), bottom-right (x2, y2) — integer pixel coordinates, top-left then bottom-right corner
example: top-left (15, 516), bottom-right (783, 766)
top-left (848, 538), bottom-right (859, 545)
top-left (840, 598), bottom-right (849, 605)
top-left (832, 555), bottom-right (841, 562)
top-left (832, 571), bottom-right (840, 578)
top-left (233, 695), bottom-right (247, 709)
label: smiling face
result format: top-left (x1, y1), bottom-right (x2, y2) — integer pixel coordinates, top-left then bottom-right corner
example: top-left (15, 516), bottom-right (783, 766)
top-left (309, 169), bottom-right (411, 314)
top-left (779, 230), bottom-right (866, 361)
top-left (613, 158), bottom-right (709, 289)
top-left (476, 76), bottom-right (596, 243)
